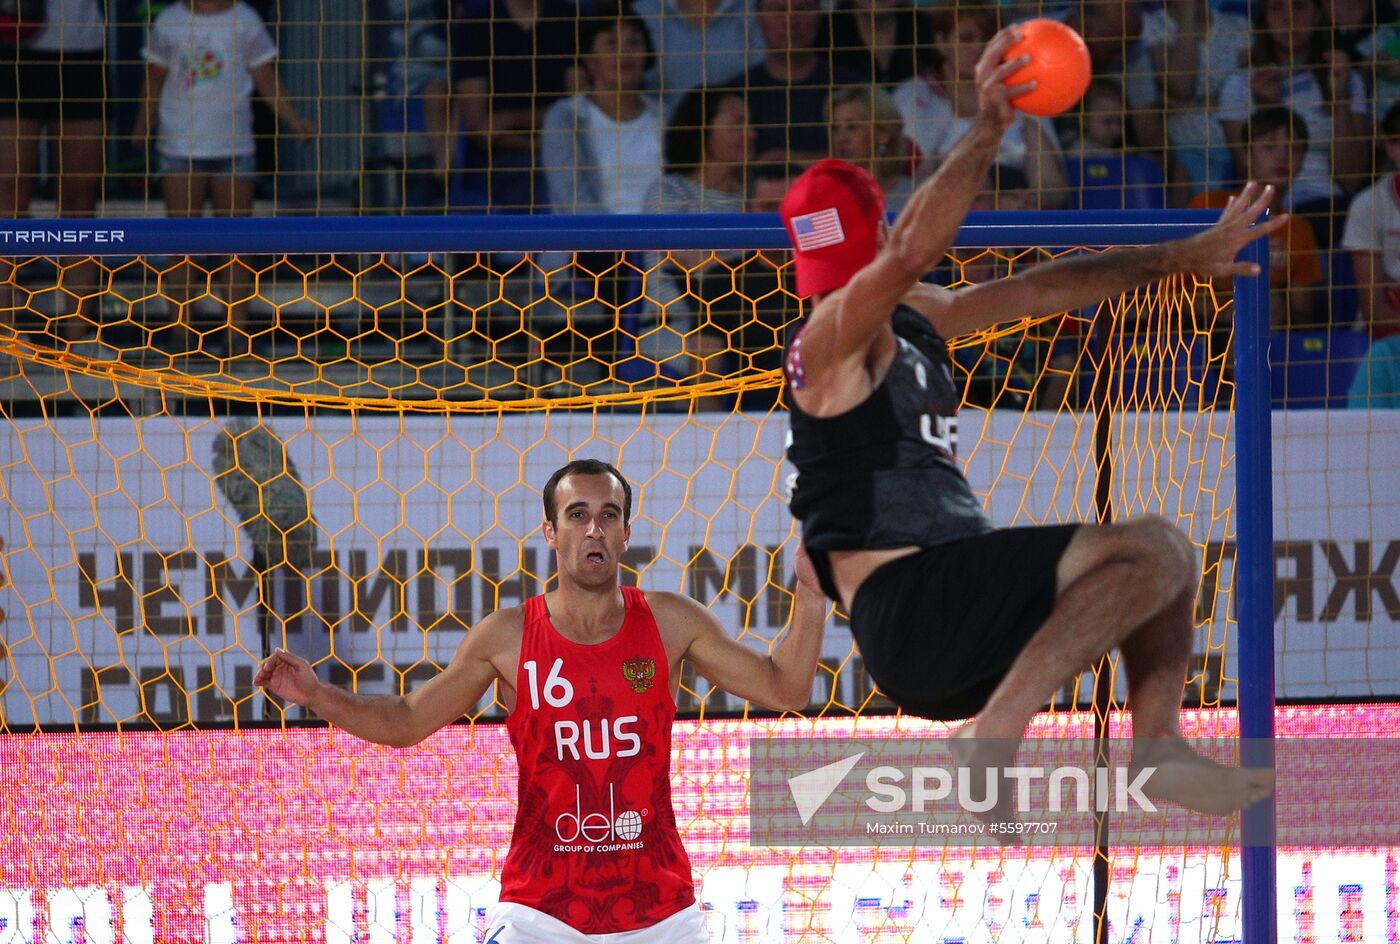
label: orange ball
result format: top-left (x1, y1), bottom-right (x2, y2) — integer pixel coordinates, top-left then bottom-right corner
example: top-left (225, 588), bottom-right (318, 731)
top-left (1001, 18), bottom-right (1092, 117)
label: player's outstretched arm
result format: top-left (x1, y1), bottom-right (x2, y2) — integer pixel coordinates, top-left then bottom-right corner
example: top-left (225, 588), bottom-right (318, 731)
top-left (931, 181), bottom-right (1290, 337)
top-left (661, 543), bottom-right (829, 713)
top-left (254, 614), bottom-right (505, 748)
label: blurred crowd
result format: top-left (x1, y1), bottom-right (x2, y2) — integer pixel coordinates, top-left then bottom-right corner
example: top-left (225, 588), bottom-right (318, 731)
top-left (2, 0), bottom-right (1400, 405)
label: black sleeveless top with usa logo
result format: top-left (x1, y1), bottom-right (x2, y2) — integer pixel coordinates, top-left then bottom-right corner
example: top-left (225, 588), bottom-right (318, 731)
top-left (785, 304), bottom-right (994, 602)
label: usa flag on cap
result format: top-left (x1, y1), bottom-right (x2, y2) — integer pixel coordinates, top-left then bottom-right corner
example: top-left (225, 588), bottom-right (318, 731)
top-left (791, 208), bottom-right (845, 252)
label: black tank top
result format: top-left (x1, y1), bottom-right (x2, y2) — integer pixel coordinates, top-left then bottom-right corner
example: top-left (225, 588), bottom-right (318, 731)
top-left (786, 304), bottom-right (993, 602)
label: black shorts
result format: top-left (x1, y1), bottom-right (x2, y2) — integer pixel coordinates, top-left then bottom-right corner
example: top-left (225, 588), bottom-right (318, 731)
top-left (849, 524), bottom-right (1081, 721)
top-left (0, 49), bottom-right (106, 123)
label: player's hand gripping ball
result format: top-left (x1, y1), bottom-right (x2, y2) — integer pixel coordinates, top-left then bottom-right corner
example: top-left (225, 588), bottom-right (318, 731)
top-left (1002, 19), bottom-right (1092, 117)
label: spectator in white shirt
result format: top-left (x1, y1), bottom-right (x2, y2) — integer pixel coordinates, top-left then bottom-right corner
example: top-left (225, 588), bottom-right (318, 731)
top-left (638, 87), bottom-right (752, 382)
top-left (1216, 0), bottom-right (1370, 241)
top-left (1341, 101), bottom-right (1400, 339)
top-left (537, 2), bottom-right (663, 373)
top-left (540, 3), bottom-right (661, 214)
top-left (135, 0), bottom-right (313, 354)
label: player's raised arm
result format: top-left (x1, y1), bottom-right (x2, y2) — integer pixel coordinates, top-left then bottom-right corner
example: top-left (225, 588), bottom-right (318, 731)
top-left (783, 27), bottom-right (1030, 381)
top-left (857, 28), bottom-right (1025, 293)
top-left (931, 182), bottom-right (1290, 337)
top-left (659, 543), bottom-right (829, 712)
top-left (254, 612), bottom-right (508, 747)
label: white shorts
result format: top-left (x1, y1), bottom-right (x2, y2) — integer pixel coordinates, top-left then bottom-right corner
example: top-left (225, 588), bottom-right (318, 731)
top-left (482, 901), bottom-right (708, 944)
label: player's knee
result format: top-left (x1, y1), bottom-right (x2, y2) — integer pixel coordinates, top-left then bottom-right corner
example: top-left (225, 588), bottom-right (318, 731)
top-left (1064, 519), bottom-right (1192, 593)
top-left (1135, 515), bottom-right (1195, 590)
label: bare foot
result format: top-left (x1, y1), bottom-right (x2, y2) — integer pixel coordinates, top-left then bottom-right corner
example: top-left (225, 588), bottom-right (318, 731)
top-left (950, 722), bottom-right (1023, 834)
top-left (1130, 737), bottom-right (1275, 815)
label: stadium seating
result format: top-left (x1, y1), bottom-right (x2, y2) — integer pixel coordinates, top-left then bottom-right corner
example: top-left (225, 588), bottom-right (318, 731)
top-left (1064, 153), bottom-right (1168, 211)
top-left (1271, 329), bottom-right (1371, 409)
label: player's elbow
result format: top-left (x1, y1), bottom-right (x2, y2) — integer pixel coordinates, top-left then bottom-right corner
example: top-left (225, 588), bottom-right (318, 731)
top-left (774, 691), bottom-right (811, 713)
top-left (378, 701), bottom-right (431, 748)
top-left (748, 693), bottom-right (805, 713)
top-left (381, 727), bottom-right (425, 749)
top-left (764, 676), bottom-right (813, 713)
top-left (886, 231), bottom-right (938, 282)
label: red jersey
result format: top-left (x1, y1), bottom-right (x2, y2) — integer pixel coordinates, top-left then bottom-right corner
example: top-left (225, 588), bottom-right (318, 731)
top-left (499, 588), bottom-right (696, 933)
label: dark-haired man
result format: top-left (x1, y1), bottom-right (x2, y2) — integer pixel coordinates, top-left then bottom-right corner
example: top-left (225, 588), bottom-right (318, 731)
top-left (256, 458), bottom-right (827, 942)
top-left (718, 0), bottom-right (863, 165)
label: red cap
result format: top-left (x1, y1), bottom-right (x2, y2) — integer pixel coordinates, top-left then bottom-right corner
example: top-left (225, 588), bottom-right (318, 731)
top-left (780, 159), bottom-right (886, 298)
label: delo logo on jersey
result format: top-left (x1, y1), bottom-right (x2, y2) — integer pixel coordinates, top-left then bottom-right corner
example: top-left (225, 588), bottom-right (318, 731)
top-left (554, 783), bottom-right (646, 852)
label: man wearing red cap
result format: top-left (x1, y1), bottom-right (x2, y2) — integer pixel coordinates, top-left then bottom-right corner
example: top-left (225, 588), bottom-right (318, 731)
top-left (780, 26), bottom-right (1283, 819)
